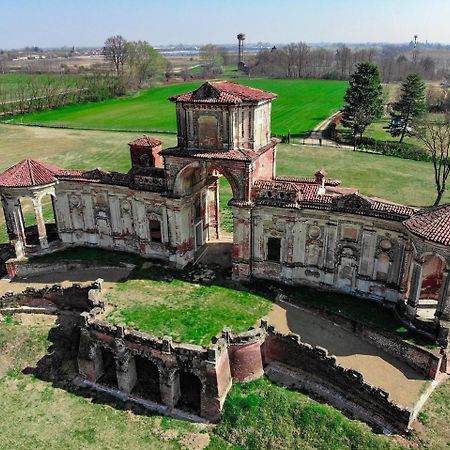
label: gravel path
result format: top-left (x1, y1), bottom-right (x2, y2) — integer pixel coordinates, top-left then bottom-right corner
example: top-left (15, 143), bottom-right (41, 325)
top-left (268, 300), bottom-right (427, 407)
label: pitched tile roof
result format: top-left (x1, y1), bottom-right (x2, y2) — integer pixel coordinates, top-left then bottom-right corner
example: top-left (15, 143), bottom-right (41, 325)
top-left (170, 80), bottom-right (277, 104)
top-left (0, 159), bottom-right (62, 188)
top-left (403, 203), bottom-right (450, 245)
top-left (128, 136), bottom-right (162, 147)
top-left (161, 139), bottom-right (278, 162)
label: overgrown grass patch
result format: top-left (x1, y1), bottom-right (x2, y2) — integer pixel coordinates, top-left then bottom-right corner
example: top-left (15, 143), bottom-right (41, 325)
top-left (214, 377), bottom-right (400, 450)
top-left (105, 277), bottom-right (272, 345)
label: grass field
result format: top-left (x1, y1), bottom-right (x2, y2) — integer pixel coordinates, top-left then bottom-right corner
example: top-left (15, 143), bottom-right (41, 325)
top-left (2, 79), bottom-right (347, 136)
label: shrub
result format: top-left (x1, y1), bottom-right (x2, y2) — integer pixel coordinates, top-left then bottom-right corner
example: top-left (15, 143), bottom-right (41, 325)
top-left (357, 140), bottom-right (431, 162)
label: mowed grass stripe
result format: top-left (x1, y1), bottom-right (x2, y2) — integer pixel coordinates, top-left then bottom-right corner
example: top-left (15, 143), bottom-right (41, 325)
top-left (3, 79), bottom-right (347, 135)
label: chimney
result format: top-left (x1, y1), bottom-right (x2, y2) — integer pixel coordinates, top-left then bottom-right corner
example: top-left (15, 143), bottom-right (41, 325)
top-left (128, 136), bottom-right (163, 169)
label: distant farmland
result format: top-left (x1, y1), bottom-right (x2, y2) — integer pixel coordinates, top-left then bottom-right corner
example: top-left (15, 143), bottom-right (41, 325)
top-left (3, 79), bottom-right (347, 136)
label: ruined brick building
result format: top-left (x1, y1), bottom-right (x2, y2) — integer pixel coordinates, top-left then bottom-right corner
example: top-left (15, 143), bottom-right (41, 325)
top-left (1, 80), bottom-right (450, 341)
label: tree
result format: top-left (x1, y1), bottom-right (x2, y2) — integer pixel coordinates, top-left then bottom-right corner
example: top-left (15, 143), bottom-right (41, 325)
top-left (103, 35), bottom-right (128, 77)
top-left (341, 62), bottom-right (383, 150)
top-left (127, 40), bottom-right (166, 87)
top-left (415, 116), bottom-right (450, 206)
top-left (390, 73), bottom-right (426, 142)
top-left (199, 44), bottom-right (224, 77)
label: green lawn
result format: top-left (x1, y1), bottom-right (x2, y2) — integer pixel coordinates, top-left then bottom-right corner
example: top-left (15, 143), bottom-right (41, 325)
top-left (105, 272), bottom-right (272, 346)
top-left (2, 79), bottom-right (347, 136)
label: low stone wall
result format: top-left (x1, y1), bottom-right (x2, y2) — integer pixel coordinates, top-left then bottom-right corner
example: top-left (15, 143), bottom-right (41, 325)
top-left (0, 279), bottom-right (104, 313)
top-left (5, 258), bottom-right (132, 280)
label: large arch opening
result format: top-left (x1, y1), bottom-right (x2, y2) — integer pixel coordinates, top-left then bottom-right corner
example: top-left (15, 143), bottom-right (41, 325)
top-left (175, 370), bottom-right (202, 414)
top-left (98, 347), bottom-right (118, 389)
top-left (40, 193), bottom-right (58, 243)
top-left (19, 197), bottom-right (37, 246)
top-left (173, 162), bottom-right (237, 269)
top-left (132, 356), bottom-right (161, 402)
top-left (417, 254), bottom-right (446, 321)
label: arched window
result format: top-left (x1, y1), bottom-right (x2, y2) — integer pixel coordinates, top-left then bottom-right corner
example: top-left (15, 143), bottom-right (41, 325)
top-left (198, 115), bottom-right (219, 148)
top-left (375, 252), bottom-right (390, 281)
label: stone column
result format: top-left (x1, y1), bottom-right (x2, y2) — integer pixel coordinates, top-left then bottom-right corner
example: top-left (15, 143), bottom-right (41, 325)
top-left (77, 329), bottom-right (105, 382)
top-left (405, 260), bottom-right (423, 318)
top-left (115, 352), bottom-right (137, 394)
top-left (159, 336), bottom-right (178, 408)
top-left (7, 198), bottom-right (27, 256)
top-left (231, 206), bottom-right (252, 281)
top-left (436, 270), bottom-right (450, 321)
top-left (33, 201), bottom-right (49, 249)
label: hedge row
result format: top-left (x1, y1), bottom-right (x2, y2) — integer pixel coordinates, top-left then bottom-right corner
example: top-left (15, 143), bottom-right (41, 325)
top-left (357, 138), bottom-right (431, 162)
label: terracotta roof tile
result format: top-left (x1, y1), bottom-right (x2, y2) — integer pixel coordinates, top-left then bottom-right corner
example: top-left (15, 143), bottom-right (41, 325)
top-left (128, 136), bottom-right (162, 147)
top-left (403, 204), bottom-right (450, 245)
top-left (0, 159), bottom-right (62, 188)
top-left (170, 81), bottom-right (277, 104)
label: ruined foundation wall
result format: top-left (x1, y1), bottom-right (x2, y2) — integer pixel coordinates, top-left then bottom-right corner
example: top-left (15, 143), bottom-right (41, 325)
top-left (262, 329), bottom-right (413, 434)
top-left (0, 280), bottom-right (103, 312)
top-left (284, 300), bottom-right (443, 380)
top-left (78, 317), bottom-right (232, 422)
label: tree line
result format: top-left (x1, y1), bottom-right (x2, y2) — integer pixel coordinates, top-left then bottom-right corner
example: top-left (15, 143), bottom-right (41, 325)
top-left (251, 43), bottom-right (446, 82)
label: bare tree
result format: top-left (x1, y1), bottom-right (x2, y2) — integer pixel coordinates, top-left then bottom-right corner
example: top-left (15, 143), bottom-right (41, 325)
top-left (103, 35), bottom-right (128, 77)
top-left (415, 116), bottom-right (450, 205)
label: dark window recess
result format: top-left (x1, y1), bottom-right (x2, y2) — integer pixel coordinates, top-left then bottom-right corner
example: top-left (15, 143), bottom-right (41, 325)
top-left (267, 237), bottom-right (281, 262)
top-left (149, 220), bottom-right (162, 243)
top-left (194, 199), bottom-right (202, 220)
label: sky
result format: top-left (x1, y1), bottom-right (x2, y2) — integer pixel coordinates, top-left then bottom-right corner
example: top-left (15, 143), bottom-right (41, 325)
top-left (1, 0), bottom-right (450, 49)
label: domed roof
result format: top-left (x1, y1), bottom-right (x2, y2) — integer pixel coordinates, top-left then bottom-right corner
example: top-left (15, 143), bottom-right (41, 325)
top-left (0, 159), bottom-right (62, 188)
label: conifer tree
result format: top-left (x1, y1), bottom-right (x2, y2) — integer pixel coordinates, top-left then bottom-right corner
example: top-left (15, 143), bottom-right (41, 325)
top-left (390, 73), bottom-right (426, 143)
top-left (341, 62), bottom-right (383, 150)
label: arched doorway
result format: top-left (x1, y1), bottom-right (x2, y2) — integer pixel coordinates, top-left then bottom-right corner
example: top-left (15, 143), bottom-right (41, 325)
top-left (132, 356), bottom-right (161, 402)
top-left (39, 193), bottom-right (58, 244)
top-left (417, 254), bottom-right (446, 320)
top-left (99, 347), bottom-right (118, 389)
top-left (175, 370), bottom-right (202, 414)
top-left (173, 162), bottom-right (237, 269)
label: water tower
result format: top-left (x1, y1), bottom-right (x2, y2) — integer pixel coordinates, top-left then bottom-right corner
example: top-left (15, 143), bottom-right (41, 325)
top-left (237, 33), bottom-right (245, 66)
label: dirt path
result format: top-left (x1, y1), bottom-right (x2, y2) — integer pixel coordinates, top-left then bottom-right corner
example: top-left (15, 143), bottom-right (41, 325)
top-left (267, 300), bottom-right (427, 408)
top-left (302, 111), bottom-right (353, 149)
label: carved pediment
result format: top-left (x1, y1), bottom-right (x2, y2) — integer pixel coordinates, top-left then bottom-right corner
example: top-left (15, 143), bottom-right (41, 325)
top-left (333, 194), bottom-right (373, 211)
top-left (192, 82), bottom-right (220, 101)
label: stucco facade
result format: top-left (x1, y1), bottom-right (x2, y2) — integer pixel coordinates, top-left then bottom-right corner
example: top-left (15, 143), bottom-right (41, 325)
top-left (1, 80), bottom-right (450, 344)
